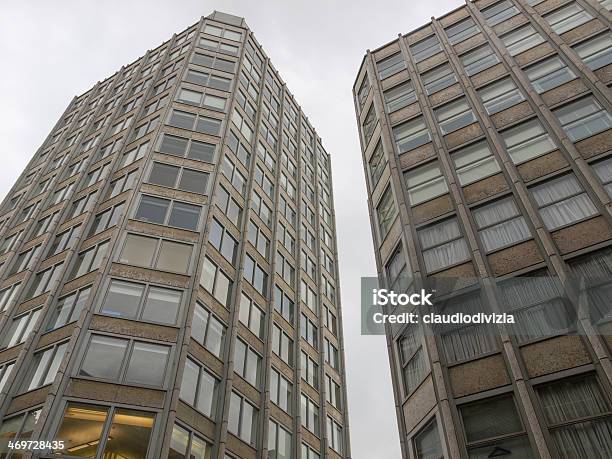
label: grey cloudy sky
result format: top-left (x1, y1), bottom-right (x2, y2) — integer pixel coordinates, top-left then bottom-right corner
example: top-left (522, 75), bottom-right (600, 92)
top-left (0, 1), bottom-right (461, 457)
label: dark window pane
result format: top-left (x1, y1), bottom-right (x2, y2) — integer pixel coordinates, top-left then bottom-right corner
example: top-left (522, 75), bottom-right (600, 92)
top-left (168, 202), bottom-right (201, 230)
top-left (159, 135), bottom-right (188, 156)
top-left (101, 280), bottom-right (143, 319)
top-left (178, 169), bottom-right (208, 194)
top-left (169, 111), bottom-right (195, 130)
top-left (80, 336), bottom-right (127, 380)
top-left (195, 117), bottom-right (221, 135)
top-left (142, 287), bottom-right (181, 325)
top-left (149, 163), bottom-right (179, 188)
top-left (188, 140), bottom-right (215, 163)
top-left (136, 195), bottom-right (169, 224)
top-left (125, 342), bottom-right (169, 386)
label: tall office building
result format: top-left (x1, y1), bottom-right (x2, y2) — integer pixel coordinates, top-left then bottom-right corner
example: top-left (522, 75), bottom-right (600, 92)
top-left (0, 11), bottom-right (350, 459)
top-left (354, 0), bottom-right (612, 457)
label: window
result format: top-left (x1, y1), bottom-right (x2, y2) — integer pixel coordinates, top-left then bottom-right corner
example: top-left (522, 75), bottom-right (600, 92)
top-left (362, 106), bottom-right (376, 145)
top-left (376, 186), bottom-right (397, 240)
top-left (168, 109), bottom-right (222, 136)
top-left (418, 217), bottom-right (470, 272)
top-left (178, 87), bottom-right (227, 111)
top-left (386, 245), bottom-right (411, 293)
top-left (8, 245), bottom-right (41, 276)
top-left (301, 313), bottom-right (318, 349)
top-left (21, 342), bottom-right (67, 392)
top-left (502, 25), bottom-right (544, 56)
top-left (0, 407), bottom-right (41, 447)
top-left (26, 263), bottom-right (64, 299)
top-left (228, 392), bottom-right (258, 444)
top-left (158, 133), bottom-right (215, 163)
top-left (89, 203), bottom-right (124, 237)
top-left (325, 373), bottom-right (342, 409)
top-left (461, 44), bottom-right (500, 76)
top-left (204, 24), bottom-right (242, 41)
top-left (525, 56), bottom-right (576, 93)
top-left (251, 192), bottom-right (273, 227)
top-left (192, 52), bottom-right (236, 73)
top-left (100, 279), bottom-right (182, 325)
top-left (554, 96), bottom-right (612, 142)
top-left (573, 32), bottom-right (612, 71)
top-left (423, 63), bottom-right (457, 95)
top-left (301, 444), bottom-right (320, 459)
top-left (436, 98), bottom-right (476, 134)
top-left (384, 81), bottom-right (417, 112)
top-left (270, 368), bottom-right (292, 413)
top-left (216, 186), bottom-right (242, 228)
top-left (243, 254), bottom-right (268, 295)
top-left (192, 301), bottom-right (226, 358)
top-left (274, 285), bottom-right (294, 324)
top-left (398, 324), bottom-right (428, 396)
top-left (55, 403), bottom-right (155, 457)
top-left (222, 156), bottom-right (247, 194)
top-left (393, 117), bottom-right (431, 153)
top-left (357, 76), bottom-right (369, 109)
top-left (301, 351), bottom-right (319, 389)
top-left (410, 35), bottom-right (441, 63)
top-left (228, 130), bottom-right (252, 167)
top-left (185, 68), bottom-right (232, 91)
top-left (199, 257), bottom-right (232, 307)
top-left (478, 77), bottom-right (524, 114)
top-left (70, 240), bottom-right (109, 279)
top-left (131, 116), bottom-right (159, 141)
top-left (80, 335), bottom-right (170, 387)
top-left (277, 222), bottom-right (295, 255)
top-left (239, 293), bottom-right (265, 339)
top-left (208, 218), bottom-right (238, 263)
top-left (254, 165), bottom-right (275, 198)
top-left (326, 417), bottom-right (343, 454)
top-left (47, 285), bottom-right (90, 331)
top-left (452, 140), bottom-right (501, 185)
top-left (119, 234), bottom-right (192, 274)
top-left (106, 171), bottom-right (135, 199)
top-left (268, 419), bottom-right (292, 459)
top-left (0, 361), bottom-right (14, 392)
top-left (300, 394), bottom-right (320, 435)
top-left (179, 357), bottom-right (218, 416)
top-left (544, 2), bottom-right (592, 34)
top-left (593, 157), bottom-right (612, 198)
top-left (446, 17), bottom-right (479, 44)
top-left (273, 323), bottom-right (294, 366)
top-left (413, 418), bottom-right (443, 459)
top-left (149, 162), bottom-right (209, 195)
top-left (531, 173), bottom-right (597, 230)
top-left (234, 339), bottom-right (261, 387)
top-left (0, 283), bottom-right (21, 313)
top-left (324, 338), bottom-right (339, 370)
top-left (404, 161), bottom-right (448, 205)
top-left (277, 252), bottom-right (295, 285)
top-left (501, 118), bottom-right (556, 164)
top-left (474, 197), bottom-right (531, 252)
top-left (377, 53), bottom-right (405, 79)
top-left (482, 0), bottom-right (519, 26)
top-left (460, 395), bottom-right (532, 457)
top-left (536, 374), bottom-right (612, 456)
top-left (198, 37), bottom-right (239, 56)
top-left (135, 195), bottom-right (201, 231)
top-left (169, 423), bottom-right (213, 459)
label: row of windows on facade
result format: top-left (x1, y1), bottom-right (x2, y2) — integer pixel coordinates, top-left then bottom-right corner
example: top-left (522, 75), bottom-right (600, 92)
top-left (0, 400), bottom-right (343, 458)
top-left (375, 160), bottom-right (610, 273)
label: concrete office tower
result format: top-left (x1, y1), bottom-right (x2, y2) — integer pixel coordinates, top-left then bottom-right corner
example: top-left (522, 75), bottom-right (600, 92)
top-left (354, 0), bottom-right (612, 457)
top-left (0, 11), bottom-right (350, 459)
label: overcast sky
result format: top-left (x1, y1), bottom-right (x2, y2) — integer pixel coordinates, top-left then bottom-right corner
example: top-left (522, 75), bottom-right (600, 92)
top-left (0, 1), bottom-right (461, 457)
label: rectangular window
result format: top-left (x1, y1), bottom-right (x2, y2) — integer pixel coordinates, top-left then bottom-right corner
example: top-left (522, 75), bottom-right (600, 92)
top-left (192, 301), bottom-right (226, 357)
top-left (573, 32), bottom-right (612, 71)
top-left (593, 157), bottom-right (612, 198)
top-left (326, 417), bottom-right (343, 454)
top-left (239, 293), bottom-right (265, 339)
top-left (502, 25), bottom-right (544, 56)
top-left (301, 351), bottom-right (319, 389)
top-left (435, 98), bottom-right (476, 134)
top-left (536, 374), bottom-right (612, 457)
top-left (325, 373), bottom-right (342, 409)
top-left (422, 63), bottom-right (457, 95)
top-left (274, 285), bottom-right (294, 324)
top-left (47, 286), bottom-right (91, 331)
top-left (446, 17), bottom-right (479, 44)
top-left (553, 96), bottom-right (612, 142)
top-left (398, 324), bottom-right (427, 394)
top-left (544, 2), bottom-right (592, 34)
top-left (324, 338), bottom-right (339, 370)
top-left (148, 161), bottom-right (209, 195)
top-left (243, 254), bottom-right (268, 295)
top-left (135, 195), bottom-right (201, 231)
top-left (461, 44), bottom-right (500, 76)
top-left (185, 69), bottom-right (232, 91)
top-left (22, 342), bottom-right (68, 392)
top-left (88, 203), bottom-right (124, 237)
top-left (410, 35), bottom-right (441, 63)
top-left (209, 218), bottom-right (238, 263)
top-left (158, 133), bottom-right (215, 163)
top-left (474, 197), bottom-right (531, 252)
top-left (234, 338), bottom-right (261, 387)
top-left (100, 279), bottom-right (182, 325)
top-left (268, 419), bottom-right (292, 459)
top-left (79, 335), bottom-right (170, 387)
top-left (393, 117), bottom-right (431, 153)
top-left (501, 118), bottom-right (556, 164)
top-left (418, 217), bottom-right (470, 272)
top-left (460, 395), bottom-right (532, 456)
top-left (478, 77), bottom-right (524, 114)
top-left (26, 263), bottom-right (64, 299)
top-left (362, 106), bottom-right (376, 146)
top-left (216, 186), bottom-right (242, 228)
top-left (169, 424), bottom-right (213, 459)
top-left (357, 76), bottom-right (369, 109)
top-left (71, 241), bottom-right (109, 279)
top-left (377, 53), bottom-right (405, 80)
top-left (301, 313), bottom-right (318, 349)
top-left (376, 186), bottom-right (397, 240)
top-left (413, 418), bottom-right (443, 459)
top-left (531, 173), bottom-right (597, 230)
top-left (404, 162), bottom-right (448, 205)
top-left (168, 109), bottom-right (221, 136)
top-left (300, 394), bottom-right (320, 435)
top-left (384, 81), bottom-right (417, 112)
top-left (200, 257), bottom-right (232, 307)
top-left (386, 245), bottom-right (411, 293)
top-left (179, 356), bottom-right (218, 417)
top-left (452, 140), bottom-right (501, 185)
top-left (483, 0), bottom-right (519, 26)
top-left (368, 141), bottom-right (387, 187)
top-left (525, 56), bottom-right (576, 93)
top-left (272, 323), bottom-right (294, 366)
top-left (228, 392), bottom-right (258, 445)
top-left (270, 368), bottom-right (293, 414)
top-left (119, 234), bottom-right (192, 274)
